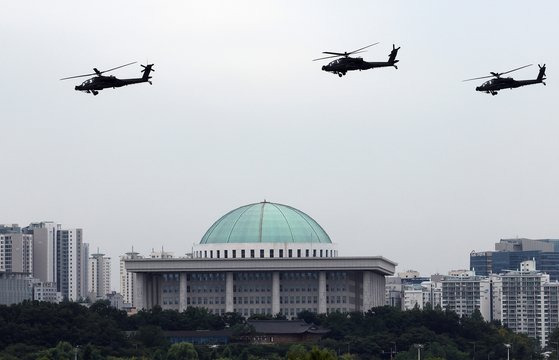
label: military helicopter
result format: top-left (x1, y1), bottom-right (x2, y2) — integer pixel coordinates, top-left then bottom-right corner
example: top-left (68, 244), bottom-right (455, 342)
top-left (463, 64), bottom-right (546, 96)
top-left (60, 62), bottom-right (154, 95)
top-left (313, 43), bottom-right (400, 77)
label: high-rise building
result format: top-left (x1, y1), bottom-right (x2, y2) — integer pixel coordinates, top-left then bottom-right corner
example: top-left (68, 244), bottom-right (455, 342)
top-left (81, 242), bottom-right (89, 300)
top-left (441, 271), bottom-right (492, 320)
top-left (56, 228), bottom-right (87, 301)
top-left (471, 238), bottom-right (559, 280)
top-left (88, 250), bottom-right (111, 300)
top-left (0, 225), bottom-right (33, 274)
top-left (24, 222), bottom-right (60, 283)
top-left (492, 260), bottom-right (558, 347)
top-left (120, 249), bottom-right (142, 306)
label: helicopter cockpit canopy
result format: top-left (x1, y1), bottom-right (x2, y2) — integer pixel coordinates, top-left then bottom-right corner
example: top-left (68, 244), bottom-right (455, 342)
top-left (482, 79), bottom-right (494, 87)
top-left (80, 78), bottom-right (94, 86)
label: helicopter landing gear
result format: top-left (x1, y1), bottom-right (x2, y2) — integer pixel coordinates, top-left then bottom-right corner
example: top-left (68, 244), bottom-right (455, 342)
top-left (91, 90), bottom-right (99, 96)
top-left (338, 73), bottom-right (343, 77)
top-left (490, 91), bottom-right (498, 96)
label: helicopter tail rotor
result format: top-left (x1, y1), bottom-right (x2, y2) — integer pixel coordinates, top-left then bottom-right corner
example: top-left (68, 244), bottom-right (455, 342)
top-left (388, 44), bottom-right (400, 66)
top-left (537, 64), bottom-right (546, 82)
top-left (141, 64), bottom-right (155, 81)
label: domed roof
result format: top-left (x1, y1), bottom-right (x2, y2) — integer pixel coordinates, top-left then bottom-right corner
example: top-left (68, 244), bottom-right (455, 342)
top-left (200, 202), bottom-right (332, 244)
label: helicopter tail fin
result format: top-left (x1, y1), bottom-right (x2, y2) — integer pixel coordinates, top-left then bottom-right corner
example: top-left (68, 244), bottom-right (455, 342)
top-left (141, 64), bottom-right (155, 81)
top-left (388, 44), bottom-right (400, 66)
top-left (537, 64), bottom-right (546, 82)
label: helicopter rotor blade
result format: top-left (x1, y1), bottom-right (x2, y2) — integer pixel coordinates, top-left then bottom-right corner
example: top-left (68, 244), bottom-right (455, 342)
top-left (60, 61), bottom-right (138, 80)
top-left (60, 72), bottom-right (98, 81)
top-left (100, 61), bottom-right (137, 74)
top-left (312, 54), bottom-right (343, 61)
top-left (348, 42), bottom-right (379, 55)
top-left (462, 75), bottom-right (494, 82)
top-left (322, 51), bottom-right (346, 56)
top-left (499, 64), bottom-right (532, 76)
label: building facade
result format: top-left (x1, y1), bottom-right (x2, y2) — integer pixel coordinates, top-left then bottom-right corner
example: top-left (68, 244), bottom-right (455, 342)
top-left (33, 281), bottom-right (63, 303)
top-left (471, 238), bottom-right (559, 280)
top-left (125, 202), bottom-right (396, 318)
top-left (56, 229), bottom-right (87, 300)
top-left (88, 250), bottom-right (111, 300)
top-left (25, 222), bottom-right (59, 283)
top-left (441, 272), bottom-right (491, 320)
top-left (120, 249), bottom-right (142, 306)
top-left (0, 225), bottom-right (33, 274)
top-left (0, 272), bottom-right (33, 305)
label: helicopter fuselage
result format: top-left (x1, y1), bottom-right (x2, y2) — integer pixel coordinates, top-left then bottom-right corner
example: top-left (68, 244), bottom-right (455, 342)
top-left (322, 57), bottom-right (398, 77)
top-left (75, 76), bottom-right (150, 92)
top-left (475, 77), bottom-right (543, 94)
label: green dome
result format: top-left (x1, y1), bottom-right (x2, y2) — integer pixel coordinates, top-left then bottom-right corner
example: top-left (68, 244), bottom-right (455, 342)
top-left (200, 202), bottom-right (332, 244)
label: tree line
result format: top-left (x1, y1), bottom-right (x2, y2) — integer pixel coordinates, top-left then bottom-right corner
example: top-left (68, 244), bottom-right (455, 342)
top-left (0, 300), bottom-right (553, 359)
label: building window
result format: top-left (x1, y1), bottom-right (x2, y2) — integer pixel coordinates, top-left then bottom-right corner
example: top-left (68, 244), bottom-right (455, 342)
top-left (270, 249), bottom-right (274, 258)
top-left (241, 250), bottom-right (245, 258)
top-left (288, 249), bottom-right (293, 258)
top-left (306, 249), bottom-right (309, 257)
top-left (297, 249), bottom-right (301, 258)
top-left (260, 249), bottom-right (264, 258)
top-left (279, 249), bottom-right (284, 258)
top-left (204, 251), bottom-right (208, 258)
top-left (250, 250), bottom-right (255, 258)
top-left (217, 250), bottom-right (220, 259)
top-left (233, 250), bottom-right (236, 258)
top-left (210, 250), bottom-right (213, 258)
top-left (320, 250), bottom-right (323, 257)
top-left (224, 250), bottom-right (228, 258)
top-left (313, 250), bottom-right (317, 257)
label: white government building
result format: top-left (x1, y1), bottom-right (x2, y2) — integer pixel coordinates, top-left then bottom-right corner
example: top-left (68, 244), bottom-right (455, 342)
top-left (125, 201), bottom-right (396, 318)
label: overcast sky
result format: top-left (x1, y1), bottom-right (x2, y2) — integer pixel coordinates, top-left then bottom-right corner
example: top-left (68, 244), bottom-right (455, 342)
top-left (2, 1), bottom-right (559, 289)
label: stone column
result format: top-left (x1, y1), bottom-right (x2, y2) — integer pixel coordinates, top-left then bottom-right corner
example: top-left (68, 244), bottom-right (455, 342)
top-left (272, 271), bottom-right (280, 315)
top-left (144, 274), bottom-right (150, 309)
top-left (151, 274), bottom-right (158, 307)
top-left (362, 271), bottom-right (373, 312)
top-left (318, 271), bottom-right (327, 314)
top-left (135, 272), bottom-right (146, 310)
top-left (179, 272), bottom-right (187, 312)
top-left (225, 272), bottom-right (234, 313)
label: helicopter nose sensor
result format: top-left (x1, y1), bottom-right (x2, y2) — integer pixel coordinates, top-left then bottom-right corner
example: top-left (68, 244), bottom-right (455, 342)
top-left (322, 66), bottom-right (326, 70)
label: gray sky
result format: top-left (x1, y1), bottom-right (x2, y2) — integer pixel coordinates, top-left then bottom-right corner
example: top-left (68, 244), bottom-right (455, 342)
top-left (2, 1), bottom-right (559, 289)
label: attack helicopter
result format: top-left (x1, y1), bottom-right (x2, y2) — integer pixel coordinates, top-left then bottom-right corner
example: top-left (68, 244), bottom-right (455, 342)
top-left (60, 62), bottom-right (154, 95)
top-left (313, 43), bottom-right (400, 77)
top-left (463, 64), bottom-right (546, 96)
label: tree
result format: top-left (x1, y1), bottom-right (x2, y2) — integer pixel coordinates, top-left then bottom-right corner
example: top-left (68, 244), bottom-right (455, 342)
top-left (135, 325), bottom-right (168, 348)
top-left (307, 347), bottom-right (337, 360)
top-left (287, 344), bottom-right (308, 360)
top-left (167, 342), bottom-right (199, 360)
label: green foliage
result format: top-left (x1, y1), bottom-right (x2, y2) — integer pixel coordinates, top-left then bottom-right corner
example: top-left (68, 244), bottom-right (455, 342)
top-left (135, 325), bottom-right (168, 348)
top-left (287, 344), bottom-right (308, 360)
top-left (167, 342), bottom-right (199, 360)
top-left (306, 347), bottom-right (337, 360)
top-left (0, 301), bottom-right (543, 360)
